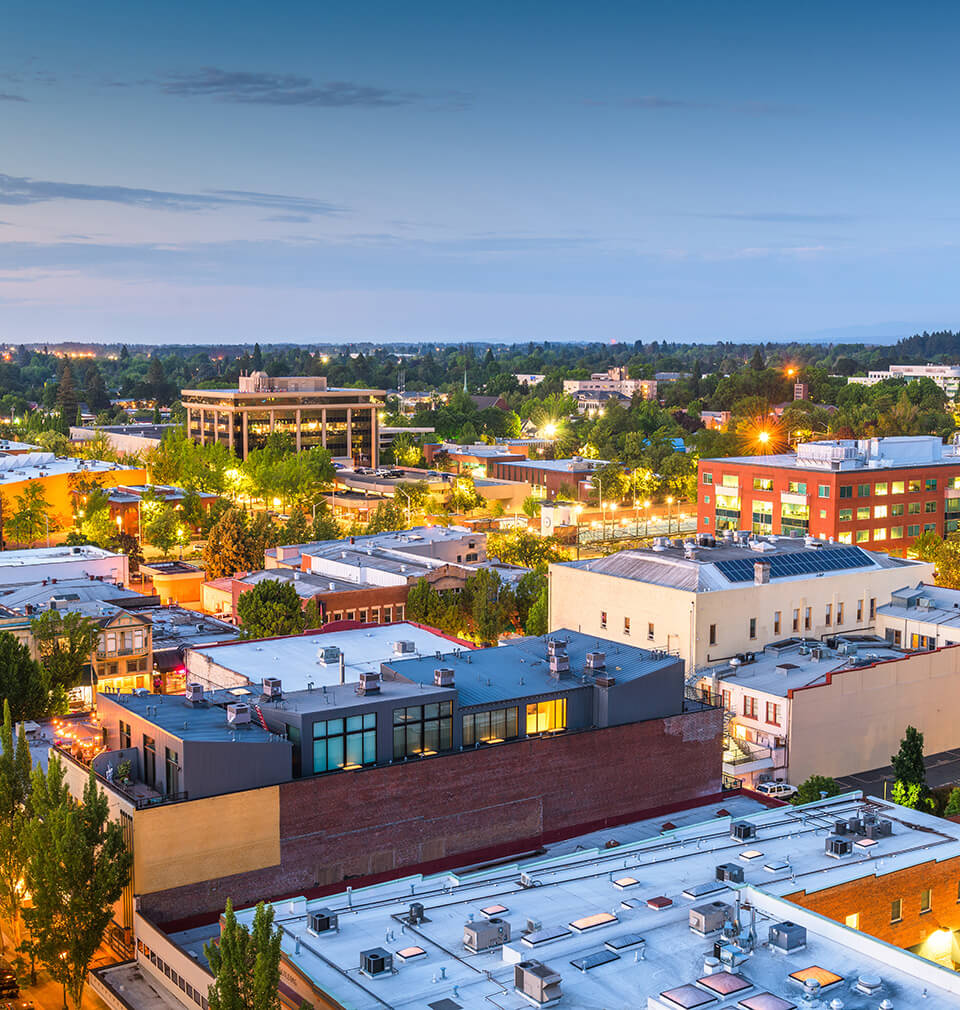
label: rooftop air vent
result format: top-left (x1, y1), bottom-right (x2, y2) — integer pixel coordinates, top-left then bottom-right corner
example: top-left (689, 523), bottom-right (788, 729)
top-left (262, 677), bottom-right (282, 698)
top-left (185, 683), bottom-right (204, 704)
top-left (689, 901), bottom-right (733, 936)
top-left (434, 667), bottom-right (455, 688)
top-left (463, 917), bottom-right (511, 952)
top-left (316, 645), bottom-right (341, 666)
top-left (357, 671), bottom-right (381, 696)
top-left (514, 960), bottom-right (562, 1007)
top-left (359, 947), bottom-right (392, 978)
top-left (307, 908), bottom-right (338, 934)
top-left (768, 920), bottom-right (807, 952)
top-left (226, 703), bottom-right (251, 726)
top-left (393, 640), bottom-right (416, 654)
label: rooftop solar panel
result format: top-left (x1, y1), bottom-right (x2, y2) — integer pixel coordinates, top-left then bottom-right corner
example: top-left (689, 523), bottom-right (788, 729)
top-left (715, 547), bottom-right (873, 584)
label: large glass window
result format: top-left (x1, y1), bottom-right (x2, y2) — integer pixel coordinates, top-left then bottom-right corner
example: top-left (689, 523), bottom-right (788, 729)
top-left (787, 481), bottom-right (807, 494)
top-left (839, 485), bottom-right (853, 499)
top-left (874, 482), bottom-right (888, 496)
top-left (751, 500), bottom-right (773, 534)
top-left (781, 502), bottom-right (810, 535)
top-left (839, 508), bottom-right (853, 522)
top-left (526, 698), bottom-right (567, 734)
top-left (393, 703), bottom-right (453, 758)
top-left (753, 477), bottom-right (773, 491)
top-left (142, 735), bottom-right (156, 788)
top-left (462, 707), bottom-right (520, 746)
top-left (314, 714), bottom-right (377, 772)
top-left (721, 474), bottom-right (739, 487)
top-left (892, 481), bottom-right (905, 494)
top-left (857, 484), bottom-right (870, 497)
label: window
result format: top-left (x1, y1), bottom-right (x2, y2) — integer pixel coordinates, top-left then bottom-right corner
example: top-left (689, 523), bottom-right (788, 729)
top-left (837, 601), bottom-right (844, 625)
top-left (647, 621), bottom-right (654, 641)
top-left (749, 617), bottom-right (757, 640)
top-left (316, 713), bottom-right (377, 771)
top-left (792, 608), bottom-right (800, 632)
top-left (526, 698), bottom-right (567, 734)
top-left (856, 529), bottom-right (869, 543)
top-left (142, 735), bottom-right (156, 788)
top-left (118, 720), bottom-right (131, 750)
top-left (890, 898), bottom-right (902, 923)
top-left (856, 506), bottom-right (871, 520)
top-left (773, 611), bottom-right (781, 634)
top-left (838, 532), bottom-right (852, 544)
top-left (165, 747), bottom-right (180, 796)
top-left (703, 471), bottom-right (713, 485)
top-left (908, 501), bottom-right (921, 514)
top-left (753, 477), bottom-right (773, 490)
top-left (857, 599), bottom-right (863, 622)
top-left (874, 482), bottom-right (888, 496)
top-left (869, 597), bottom-right (876, 620)
top-left (624, 616), bottom-right (631, 636)
top-left (600, 611), bottom-right (607, 629)
top-left (819, 509), bottom-right (827, 519)
top-left (845, 912), bottom-right (860, 929)
top-left (393, 704), bottom-right (452, 759)
top-left (857, 483), bottom-right (870, 497)
top-left (839, 485), bottom-right (853, 499)
top-left (873, 527), bottom-right (887, 541)
top-left (874, 505), bottom-right (887, 519)
top-left (106, 633), bottom-right (117, 654)
top-left (818, 484), bottom-right (830, 498)
top-left (721, 474), bottom-right (739, 487)
top-left (787, 481), bottom-right (807, 494)
top-left (463, 706), bottom-right (519, 746)
top-left (804, 607), bottom-right (811, 630)
top-left (709, 624), bottom-right (717, 645)
top-left (892, 481), bottom-right (905, 494)
top-left (925, 522), bottom-right (936, 532)
top-left (840, 508), bottom-right (853, 521)
top-left (925, 500), bottom-right (937, 513)
top-left (920, 888), bottom-right (932, 914)
top-left (721, 689), bottom-right (731, 709)
top-left (892, 503), bottom-right (904, 516)
top-left (908, 524), bottom-right (921, 536)
top-left (825, 604), bottom-right (832, 626)
top-left (891, 525), bottom-right (904, 539)
top-left (765, 701), bottom-right (781, 725)
top-left (704, 495), bottom-right (710, 504)
top-left (909, 479), bottom-right (921, 492)
top-left (743, 696), bottom-right (758, 719)
top-left (926, 478), bottom-right (938, 491)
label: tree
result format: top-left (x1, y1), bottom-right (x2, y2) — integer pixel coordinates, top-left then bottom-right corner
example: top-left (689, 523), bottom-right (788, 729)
top-left (143, 504), bottom-right (182, 556)
top-left (57, 361), bottom-right (79, 422)
top-left (2, 481), bottom-right (58, 547)
top-left (281, 508), bottom-right (311, 545)
top-left (890, 780), bottom-right (934, 811)
top-left (237, 580), bottom-right (306, 639)
top-left (31, 609), bottom-right (98, 694)
top-left (0, 633), bottom-right (55, 723)
top-left (203, 509), bottom-right (265, 579)
top-left (522, 495), bottom-right (543, 518)
top-left (0, 701), bottom-right (31, 949)
top-left (388, 432), bottom-right (421, 467)
top-left (204, 900), bottom-right (282, 1010)
top-left (486, 529), bottom-right (566, 573)
top-left (365, 500), bottom-right (405, 534)
top-left (790, 775), bottom-right (844, 806)
top-left (467, 568), bottom-right (511, 645)
top-left (749, 348), bottom-right (765, 371)
top-left (22, 761), bottom-right (131, 1010)
top-left (944, 787), bottom-right (960, 817)
top-left (891, 725), bottom-right (926, 789)
top-left (524, 582), bottom-right (548, 636)
top-left (84, 364), bottom-right (111, 414)
top-left (311, 509), bottom-right (341, 542)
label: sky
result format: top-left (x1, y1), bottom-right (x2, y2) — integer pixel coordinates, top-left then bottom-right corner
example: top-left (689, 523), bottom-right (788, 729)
top-left (1, 0), bottom-right (960, 345)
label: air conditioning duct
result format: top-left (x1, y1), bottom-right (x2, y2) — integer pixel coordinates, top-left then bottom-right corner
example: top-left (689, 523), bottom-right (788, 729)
top-left (825, 835), bottom-right (853, 858)
top-left (434, 667), bottom-right (455, 688)
top-left (393, 640), bottom-right (415, 654)
top-left (585, 651), bottom-right (606, 670)
top-left (316, 645), bottom-right (341, 666)
top-left (715, 862), bottom-right (744, 883)
top-left (731, 821), bottom-right (756, 842)
top-left (689, 901), bottom-right (733, 936)
top-left (768, 921), bottom-right (807, 953)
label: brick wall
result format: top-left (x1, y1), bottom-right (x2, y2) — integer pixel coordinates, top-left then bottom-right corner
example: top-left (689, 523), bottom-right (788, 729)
top-left (141, 705), bottom-right (722, 922)
top-left (785, 854), bottom-right (960, 949)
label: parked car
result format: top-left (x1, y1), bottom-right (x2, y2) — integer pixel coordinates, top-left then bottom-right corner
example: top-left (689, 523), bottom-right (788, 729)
top-left (0, 959), bottom-right (19, 999)
top-left (755, 781), bottom-right (797, 800)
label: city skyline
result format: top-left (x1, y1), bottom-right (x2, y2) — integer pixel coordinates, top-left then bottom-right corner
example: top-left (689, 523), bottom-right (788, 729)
top-left (2, 1), bottom-right (960, 343)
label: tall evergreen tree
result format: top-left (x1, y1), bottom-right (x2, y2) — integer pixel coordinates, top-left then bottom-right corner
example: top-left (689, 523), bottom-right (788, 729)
top-left (204, 900), bottom-right (283, 1010)
top-left (891, 725), bottom-right (927, 788)
top-left (0, 701), bottom-right (31, 949)
top-left (57, 361), bottom-right (79, 422)
top-left (0, 632), bottom-right (53, 723)
top-left (83, 363), bottom-right (111, 414)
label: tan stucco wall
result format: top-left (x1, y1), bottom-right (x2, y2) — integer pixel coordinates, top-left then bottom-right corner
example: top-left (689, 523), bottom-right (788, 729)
top-left (788, 645), bottom-right (960, 783)
top-left (133, 787), bottom-right (281, 894)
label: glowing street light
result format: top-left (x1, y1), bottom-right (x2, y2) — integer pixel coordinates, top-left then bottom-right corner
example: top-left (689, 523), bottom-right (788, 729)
top-left (541, 422), bottom-right (558, 438)
top-left (757, 430), bottom-right (770, 446)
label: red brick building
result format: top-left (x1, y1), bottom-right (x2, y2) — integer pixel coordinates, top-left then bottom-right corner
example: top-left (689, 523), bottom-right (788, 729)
top-left (698, 436), bottom-right (960, 555)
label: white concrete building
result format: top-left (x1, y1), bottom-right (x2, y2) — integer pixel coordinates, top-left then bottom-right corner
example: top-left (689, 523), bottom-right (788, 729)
top-left (847, 363), bottom-right (960, 398)
top-left (877, 581), bottom-right (960, 648)
top-left (0, 544), bottom-right (129, 587)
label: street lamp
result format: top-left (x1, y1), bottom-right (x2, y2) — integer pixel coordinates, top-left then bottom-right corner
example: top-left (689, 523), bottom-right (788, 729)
top-left (609, 502), bottom-right (617, 540)
top-left (666, 496), bottom-right (674, 535)
top-left (395, 485), bottom-right (413, 526)
top-left (644, 499), bottom-right (651, 537)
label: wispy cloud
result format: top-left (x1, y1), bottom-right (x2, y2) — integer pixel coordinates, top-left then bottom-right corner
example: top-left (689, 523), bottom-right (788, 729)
top-left (263, 214), bottom-right (312, 223)
top-left (0, 93), bottom-right (27, 103)
top-left (0, 171), bottom-right (345, 215)
top-left (586, 96), bottom-right (803, 117)
top-left (693, 211), bottom-right (856, 224)
top-left (157, 67), bottom-right (420, 108)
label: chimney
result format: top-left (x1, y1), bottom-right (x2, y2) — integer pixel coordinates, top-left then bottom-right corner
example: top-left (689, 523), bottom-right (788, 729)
top-left (754, 561), bottom-right (771, 585)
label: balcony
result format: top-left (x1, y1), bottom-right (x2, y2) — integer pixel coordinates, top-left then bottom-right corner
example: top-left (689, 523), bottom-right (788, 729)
top-left (722, 735), bottom-right (786, 777)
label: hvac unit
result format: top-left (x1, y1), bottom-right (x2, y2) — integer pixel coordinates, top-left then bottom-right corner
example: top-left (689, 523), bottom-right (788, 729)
top-left (731, 821), bottom-right (756, 842)
top-left (825, 835), bottom-right (853, 858)
top-left (307, 908), bottom-right (338, 934)
top-left (226, 703), bottom-right (251, 725)
top-left (689, 901), bottom-right (732, 936)
top-left (262, 677), bottom-right (282, 698)
top-left (846, 816), bottom-right (863, 834)
top-left (768, 921), bottom-right (807, 953)
top-left (519, 872), bottom-right (537, 888)
top-left (463, 917), bottom-right (511, 952)
top-left (359, 947), bottom-right (393, 977)
top-left (393, 640), bottom-right (415, 654)
top-left (585, 651), bottom-right (606, 670)
top-left (546, 638), bottom-right (566, 657)
top-left (715, 862), bottom-right (745, 884)
top-left (865, 819), bottom-right (893, 839)
top-left (408, 902), bottom-right (425, 925)
top-left (832, 820), bottom-right (849, 836)
top-left (548, 652), bottom-right (569, 675)
top-left (514, 960), bottom-right (562, 1007)
top-left (185, 683), bottom-right (204, 703)
top-left (434, 667), bottom-right (455, 688)
top-left (357, 672), bottom-right (381, 696)
top-left (316, 645), bottom-right (341, 666)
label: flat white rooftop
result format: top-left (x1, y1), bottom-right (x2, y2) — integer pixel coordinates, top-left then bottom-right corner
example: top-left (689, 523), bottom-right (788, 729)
top-left (236, 795), bottom-right (960, 1009)
top-left (0, 544), bottom-right (123, 568)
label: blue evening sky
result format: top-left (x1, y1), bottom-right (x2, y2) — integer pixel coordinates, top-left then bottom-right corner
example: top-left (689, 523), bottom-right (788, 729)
top-left (1, 1), bottom-right (958, 344)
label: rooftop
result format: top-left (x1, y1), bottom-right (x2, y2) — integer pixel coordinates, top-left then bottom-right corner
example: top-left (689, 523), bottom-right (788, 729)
top-left (0, 543), bottom-right (123, 570)
top-left (490, 457), bottom-right (608, 473)
top-left (389, 630), bottom-right (678, 707)
top-left (73, 423), bottom-right (179, 439)
top-left (0, 452), bottom-right (140, 482)
top-left (559, 535), bottom-right (921, 592)
top-left (0, 577), bottom-right (141, 613)
top-left (0, 439), bottom-right (39, 451)
top-left (229, 794), bottom-right (960, 1009)
top-left (879, 582), bottom-right (960, 631)
top-left (147, 607), bottom-right (238, 657)
top-left (186, 623), bottom-right (468, 693)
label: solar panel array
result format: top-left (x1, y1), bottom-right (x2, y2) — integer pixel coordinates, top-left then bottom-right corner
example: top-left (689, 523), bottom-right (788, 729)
top-left (714, 547), bottom-right (873, 584)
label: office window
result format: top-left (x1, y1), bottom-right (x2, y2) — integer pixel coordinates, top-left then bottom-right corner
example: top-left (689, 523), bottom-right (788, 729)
top-left (709, 624), bottom-right (717, 645)
top-left (792, 609), bottom-right (800, 632)
top-left (890, 898), bottom-right (902, 923)
top-left (316, 713), bottom-right (377, 772)
top-left (702, 471), bottom-right (713, 485)
top-left (873, 528), bottom-right (887, 541)
top-left (925, 500), bottom-right (937, 513)
top-left (787, 481), bottom-right (807, 494)
top-left (743, 696), bottom-right (758, 719)
top-left (749, 617), bottom-right (757, 640)
top-left (892, 503), bottom-right (904, 516)
top-left (891, 525), bottom-right (904, 539)
top-left (722, 474), bottom-right (739, 487)
top-left (825, 604), bottom-right (832, 626)
top-left (926, 478), bottom-right (938, 491)
top-left (753, 477), bottom-right (773, 490)
top-left (804, 607), bottom-right (811, 630)
top-left (704, 495), bottom-right (710, 504)
top-left (874, 482), bottom-right (888, 496)
top-left (526, 698), bottom-right (566, 734)
top-left (837, 601), bottom-right (844, 624)
top-left (647, 621), bottom-right (654, 641)
top-left (462, 707), bottom-right (519, 746)
top-left (857, 483), bottom-right (871, 497)
top-left (869, 598), bottom-right (876, 619)
top-left (624, 616), bottom-right (631, 635)
top-left (839, 485), bottom-right (853, 498)
top-left (600, 611), bottom-right (607, 629)
top-left (118, 720), bottom-right (131, 750)
top-left (773, 611), bottom-right (781, 634)
top-left (393, 704), bottom-right (452, 759)
top-left (838, 532), bottom-right (852, 544)
top-left (818, 484), bottom-right (830, 498)
top-left (857, 599), bottom-right (863, 622)
top-left (892, 481), bottom-right (905, 494)
top-left (920, 888), bottom-right (932, 913)
top-left (856, 506), bottom-right (871, 520)
top-left (874, 505), bottom-right (888, 519)
top-left (908, 479), bottom-right (921, 492)
top-left (908, 524), bottom-right (921, 536)
top-left (856, 530), bottom-right (869, 543)
top-left (765, 701), bottom-right (781, 726)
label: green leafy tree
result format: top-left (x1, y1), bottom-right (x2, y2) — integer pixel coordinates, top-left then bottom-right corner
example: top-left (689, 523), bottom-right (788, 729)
top-left (143, 504), bottom-right (182, 556)
top-left (281, 508), bottom-right (311, 545)
top-left (944, 787), bottom-right (960, 817)
top-left (22, 761), bottom-right (132, 1010)
top-left (486, 529), bottom-right (566, 573)
top-left (0, 633), bottom-right (55, 723)
top-left (789, 775), bottom-right (844, 806)
top-left (891, 780), bottom-right (934, 811)
top-left (310, 509), bottom-right (341, 542)
top-left (467, 568), bottom-right (512, 645)
top-left (522, 495), bottom-right (543, 518)
top-left (365, 500), bottom-right (405, 534)
top-left (237, 580), bottom-right (306, 639)
top-left (388, 432), bottom-right (421, 467)
top-left (203, 508), bottom-right (265, 579)
top-left (0, 701), bottom-right (31, 949)
top-left (524, 582), bottom-right (549, 636)
top-left (204, 900), bottom-right (282, 1010)
top-left (31, 609), bottom-right (98, 693)
top-left (891, 725), bottom-right (926, 788)
top-left (3, 482), bottom-right (59, 547)
top-left (303, 597), bottom-right (324, 629)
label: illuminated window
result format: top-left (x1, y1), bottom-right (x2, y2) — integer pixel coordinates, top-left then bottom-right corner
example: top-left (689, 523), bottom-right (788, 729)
top-left (624, 616), bottom-right (631, 635)
top-left (856, 530), bottom-right (869, 543)
top-left (908, 501), bottom-right (921, 514)
top-left (891, 526), bottom-right (904, 539)
top-left (600, 611), bottom-right (607, 629)
top-left (393, 703), bottom-right (452, 758)
top-left (315, 714), bottom-right (377, 772)
top-left (722, 474), bottom-right (739, 487)
top-left (874, 505), bottom-right (887, 519)
top-left (773, 611), bottom-right (781, 634)
top-left (753, 477), bottom-right (773, 491)
top-left (526, 698), bottom-right (567, 734)
top-left (463, 707), bottom-right (519, 745)
top-left (857, 599), bottom-right (863, 621)
top-left (892, 503), bottom-right (904, 516)
top-left (788, 481), bottom-right (807, 494)
top-left (874, 482), bottom-right (888, 496)
top-left (647, 621), bottom-right (654, 640)
top-left (856, 506), bottom-right (870, 520)
top-left (873, 528), bottom-right (887, 541)
top-left (845, 912), bottom-right (859, 929)
top-left (838, 532), bottom-right (852, 544)
top-left (909, 479), bottom-right (921, 492)
top-left (892, 481), bottom-right (905, 494)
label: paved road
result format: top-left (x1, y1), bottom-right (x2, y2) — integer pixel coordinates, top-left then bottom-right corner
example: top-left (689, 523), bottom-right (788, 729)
top-left (836, 747), bottom-right (960, 800)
